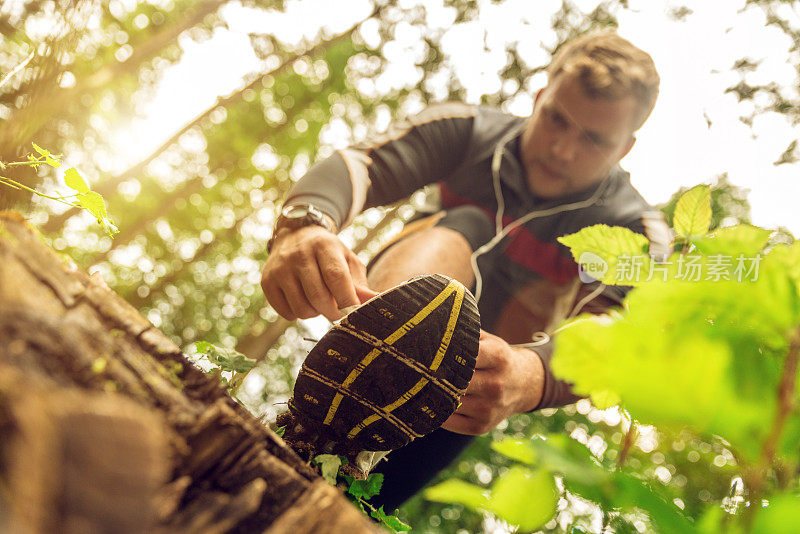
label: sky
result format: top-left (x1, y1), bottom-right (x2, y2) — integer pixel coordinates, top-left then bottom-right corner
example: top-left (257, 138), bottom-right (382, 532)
top-left (109, 0), bottom-right (800, 235)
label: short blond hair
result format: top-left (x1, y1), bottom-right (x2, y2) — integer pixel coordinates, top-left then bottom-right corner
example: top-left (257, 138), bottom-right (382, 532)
top-left (548, 32), bottom-right (659, 130)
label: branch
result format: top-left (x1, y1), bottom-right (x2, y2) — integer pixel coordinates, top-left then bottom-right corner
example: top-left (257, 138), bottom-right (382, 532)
top-left (761, 325), bottom-right (800, 466)
top-left (42, 21), bottom-right (362, 233)
top-left (0, 52), bottom-right (34, 91)
top-left (745, 322), bottom-right (800, 528)
top-left (616, 413), bottom-right (637, 468)
top-left (84, 82), bottom-right (320, 260)
top-left (82, 0), bottom-right (228, 94)
top-left (0, 0), bottom-right (228, 176)
top-left (122, 208), bottom-right (249, 309)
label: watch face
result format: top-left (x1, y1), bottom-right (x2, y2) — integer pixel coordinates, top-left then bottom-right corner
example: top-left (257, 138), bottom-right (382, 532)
top-left (284, 206), bottom-right (310, 219)
top-left (277, 204), bottom-right (331, 233)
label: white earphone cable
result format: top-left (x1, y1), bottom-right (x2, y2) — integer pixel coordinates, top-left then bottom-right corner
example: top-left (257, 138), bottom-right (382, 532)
top-left (471, 128), bottom-right (611, 303)
top-left (470, 124), bottom-right (618, 347)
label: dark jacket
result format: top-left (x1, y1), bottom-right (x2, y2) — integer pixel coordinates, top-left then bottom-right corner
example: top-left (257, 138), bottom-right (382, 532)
top-left (283, 102), bottom-right (669, 409)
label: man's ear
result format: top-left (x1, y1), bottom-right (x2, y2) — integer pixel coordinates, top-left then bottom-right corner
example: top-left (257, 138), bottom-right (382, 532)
top-left (534, 87), bottom-right (545, 105)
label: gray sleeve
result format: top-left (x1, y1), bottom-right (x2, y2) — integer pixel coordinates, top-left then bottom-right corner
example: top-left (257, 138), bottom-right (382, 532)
top-left (283, 103), bottom-right (477, 229)
top-left (285, 152), bottom-right (353, 230)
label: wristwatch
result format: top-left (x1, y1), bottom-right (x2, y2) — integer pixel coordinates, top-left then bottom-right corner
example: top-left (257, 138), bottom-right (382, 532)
top-left (267, 203), bottom-right (335, 253)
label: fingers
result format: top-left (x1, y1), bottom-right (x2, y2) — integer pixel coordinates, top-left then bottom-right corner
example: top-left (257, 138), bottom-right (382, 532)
top-left (269, 253), bottom-right (337, 320)
top-left (355, 284), bottom-right (379, 303)
top-left (265, 285), bottom-right (296, 321)
top-left (442, 411), bottom-right (489, 435)
top-left (442, 412), bottom-right (476, 434)
top-left (446, 334), bottom-right (545, 435)
top-left (311, 242), bottom-right (378, 318)
top-left (475, 330), bottom-right (505, 369)
top-left (262, 226), bottom-right (376, 321)
top-left (298, 259), bottom-right (341, 320)
top-left (316, 246), bottom-right (361, 311)
top-left (347, 252), bottom-right (378, 302)
top-left (443, 386), bottom-right (503, 435)
top-left (261, 267), bottom-right (294, 320)
top-left (463, 369), bottom-right (504, 401)
top-left (263, 273), bottom-right (316, 320)
top-left (346, 250), bottom-right (369, 287)
top-left (442, 363), bottom-right (509, 435)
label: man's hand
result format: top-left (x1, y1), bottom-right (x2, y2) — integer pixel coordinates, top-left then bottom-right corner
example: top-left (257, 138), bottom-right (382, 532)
top-left (261, 225), bottom-right (377, 321)
top-left (442, 330), bottom-right (546, 435)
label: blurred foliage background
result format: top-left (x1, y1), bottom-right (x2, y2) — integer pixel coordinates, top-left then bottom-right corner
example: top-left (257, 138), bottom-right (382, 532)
top-left (1, 0), bottom-right (798, 531)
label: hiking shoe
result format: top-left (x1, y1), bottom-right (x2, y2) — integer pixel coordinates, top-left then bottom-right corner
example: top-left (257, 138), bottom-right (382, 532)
top-left (284, 274), bottom-right (480, 454)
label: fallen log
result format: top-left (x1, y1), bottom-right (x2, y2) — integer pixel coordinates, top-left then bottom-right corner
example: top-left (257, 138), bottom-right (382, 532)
top-left (0, 211), bottom-right (380, 533)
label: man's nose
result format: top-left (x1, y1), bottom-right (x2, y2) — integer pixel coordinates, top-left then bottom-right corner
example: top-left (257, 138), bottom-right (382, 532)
top-left (551, 133), bottom-right (578, 163)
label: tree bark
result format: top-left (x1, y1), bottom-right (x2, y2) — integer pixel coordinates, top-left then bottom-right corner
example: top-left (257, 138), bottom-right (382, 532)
top-left (0, 211), bottom-right (380, 533)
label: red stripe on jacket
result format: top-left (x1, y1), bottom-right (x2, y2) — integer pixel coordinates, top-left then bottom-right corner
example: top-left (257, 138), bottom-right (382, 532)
top-left (440, 183), bottom-right (576, 283)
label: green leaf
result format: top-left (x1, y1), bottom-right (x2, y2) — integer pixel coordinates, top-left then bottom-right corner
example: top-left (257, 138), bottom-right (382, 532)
top-left (486, 466), bottom-right (558, 532)
top-left (589, 389), bottom-right (620, 410)
top-left (312, 454), bottom-right (342, 485)
top-left (558, 224), bottom-right (651, 286)
top-left (530, 435), bottom-right (608, 494)
top-left (553, 270), bottom-right (793, 460)
top-left (74, 188), bottom-right (117, 237)
top-left (100, 218), bottom-right (119, 236)
top-left (194, 341), bottom-right (213, 353)
top-left (26, 153), bottom-right (41, 170)
top-left (531, 434), bottom-right (613, 507)
top-left (194, 341), bottom-right (257, 373)
top-left (275, 425), bottom-right (285, 437)
top-left (76, 191), bottom-right (109, 220)
top-left (64, 167), bottom-right (89, 193)
top-left (32, 143), bottom-right (62, 168)
top-left (556, 314), bottom-right (726, 432)
top-left (752, 494), bottom-right (800, 534)
top-left (424, 479), bottom-right (489, 509)
top-left (613, 472), bottom-right (697, 533)
top-left (347, 472), bottom-right (383, 500)
top-left (491, 438), bottom-right (536, 465)
top-left (370, 506), bottom-right (411, 532)
top-left (673, 185), bottom-right (711, 237)
top-left (692, 224), bottom-right (771, 257)
top-left (778, 241), bottom-right (800, 293)
top-left (695, 506), bottom-right (727, 534)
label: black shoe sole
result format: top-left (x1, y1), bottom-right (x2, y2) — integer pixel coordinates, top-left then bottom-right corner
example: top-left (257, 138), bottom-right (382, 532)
top-left (289, 274), bottom-right (480, 452)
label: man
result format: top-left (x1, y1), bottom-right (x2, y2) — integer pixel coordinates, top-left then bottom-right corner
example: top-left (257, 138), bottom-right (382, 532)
top-left (261, 31), bottom-right (669, 509)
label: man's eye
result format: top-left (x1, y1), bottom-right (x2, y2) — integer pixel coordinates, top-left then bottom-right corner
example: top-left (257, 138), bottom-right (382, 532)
top-left (547, 110), bottom-right (567, 128)
top-left (582, 132), bottom-right (606, 147)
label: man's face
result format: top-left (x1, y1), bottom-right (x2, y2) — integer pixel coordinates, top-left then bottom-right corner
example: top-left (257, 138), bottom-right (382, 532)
top-left (520, 74), bottom-right (639, 198)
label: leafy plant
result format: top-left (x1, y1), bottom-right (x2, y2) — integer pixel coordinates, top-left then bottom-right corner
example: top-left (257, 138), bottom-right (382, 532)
top-left (427, 434), bottom-right (695, 532)
top-left (0, 143), bottom-right (118, 236)
top-left (312, 454), bottom-right (411, 532)
top-left (194, 341), bottom-right (257, 373)
top-left (425, 185), bottom-right (800, 532)
top-left (194, 341), bottom-right (257, 394)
